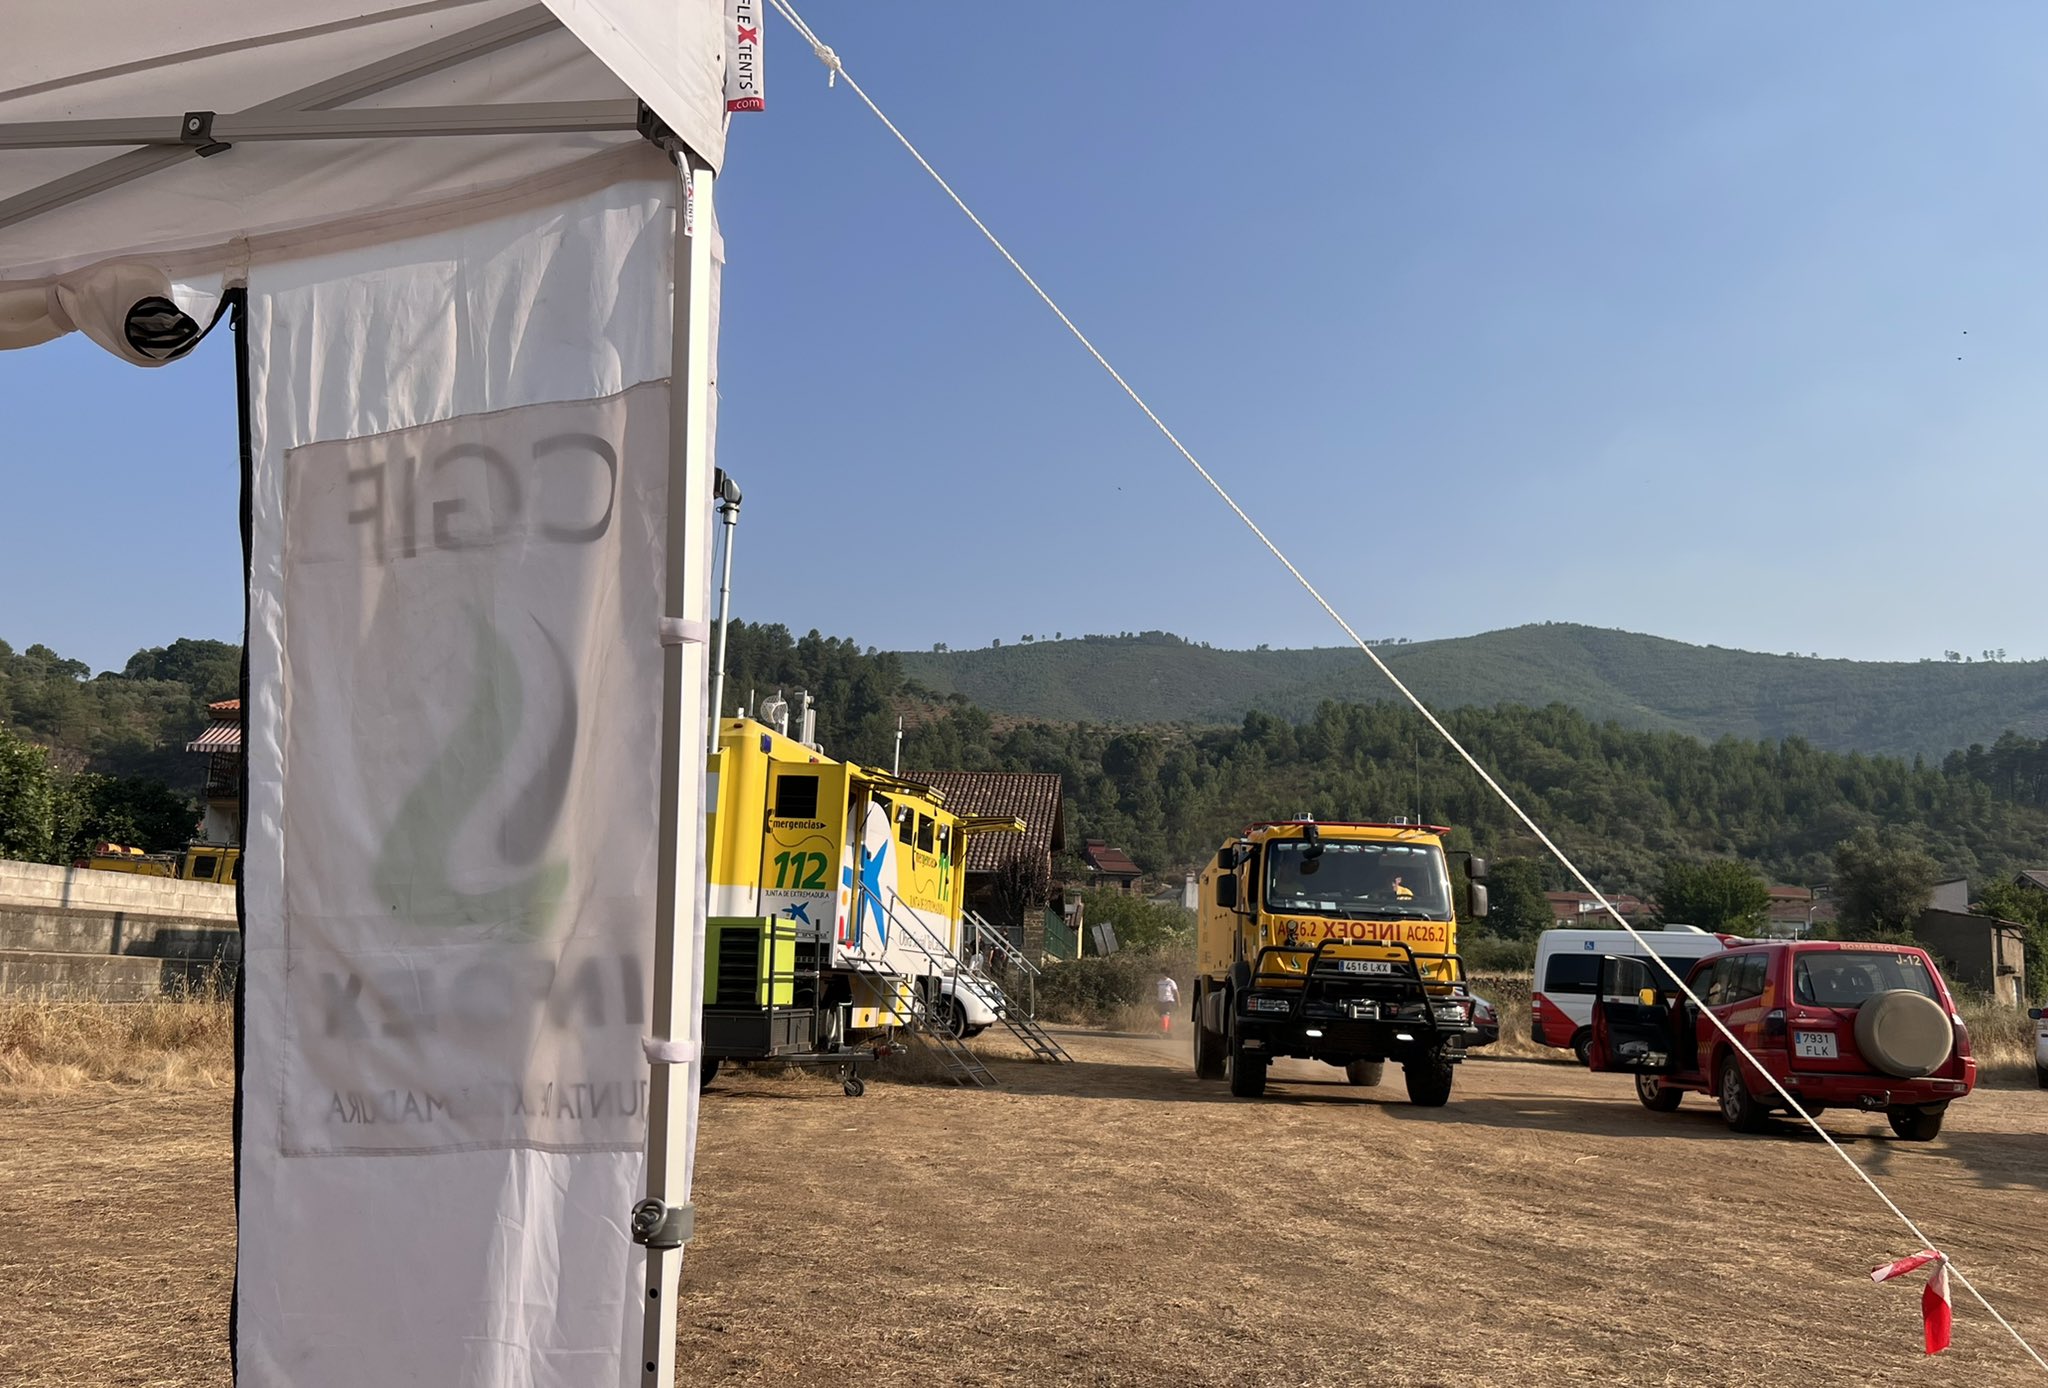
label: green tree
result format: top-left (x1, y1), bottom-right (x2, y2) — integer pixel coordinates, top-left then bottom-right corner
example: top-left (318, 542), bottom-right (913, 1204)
top-left (1655, 857), bottom-right (1770, 932)
top-left (62, 773), bottom-right (197, 860)
top-left (0, 723), bottom-right (57, 861)
top-left (1480, 857), bottom-right (1552, 939)
top-left (1076, 887), bottom-right (1192, 953)
top-left (120, 638), bottom-right (242, 703)
top-left (1830, 827), bottom-right (1938, 939)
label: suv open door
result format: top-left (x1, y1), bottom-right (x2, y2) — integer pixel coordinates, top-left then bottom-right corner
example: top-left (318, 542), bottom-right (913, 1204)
top-left (1588, 955), bottom-right (1678, 1072)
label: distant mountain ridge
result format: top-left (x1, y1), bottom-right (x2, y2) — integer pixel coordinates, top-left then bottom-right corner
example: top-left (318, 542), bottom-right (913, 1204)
top-left (894, 624), bottom-right (2048, 759)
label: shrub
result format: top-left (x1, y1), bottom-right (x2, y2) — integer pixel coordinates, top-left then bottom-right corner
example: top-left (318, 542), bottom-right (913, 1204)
top-left (1036, 946), bottom-right (1194, 1028)
top-left (1460, 934), bottom-right (1536, 973)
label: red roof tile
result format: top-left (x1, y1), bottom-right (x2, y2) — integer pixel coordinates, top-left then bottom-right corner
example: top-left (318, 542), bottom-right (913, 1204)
top-left (1083, 840), bottom-right (1142, 878)
top-left (906, 771), bottom-right (1064, 873)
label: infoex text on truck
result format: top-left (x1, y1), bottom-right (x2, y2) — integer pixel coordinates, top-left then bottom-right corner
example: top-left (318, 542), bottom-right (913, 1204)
top-left (1191, 820), bottom-right (1489, 1106)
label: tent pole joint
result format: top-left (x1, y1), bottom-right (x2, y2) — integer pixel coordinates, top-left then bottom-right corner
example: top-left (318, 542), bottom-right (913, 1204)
top-left (181, 111), bottom-right (231, 157)
top-left (636, 101), bottom-right (684, 157)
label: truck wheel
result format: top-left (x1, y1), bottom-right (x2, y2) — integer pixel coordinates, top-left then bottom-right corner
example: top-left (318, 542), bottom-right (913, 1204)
top-left (1344, 1060), bottom-right (1385, 1087)
top-left (1634, 1072), bottom-right (1681, 1112)
top-left (697, 1057), bottom-right (722, 1093)
top-left (1227, 1040), bottom-right (1267, 1098)
top-left (2037, 1064), bottom-right (2048, 1091)
top-left (1571, 1029), bottom-right (1593, 1067)
top-left (1716, 1054), bottom-right (1769, 1134)
top-left (1403, 1052), bottom-right (1454, 1107)
top-left (1192, 1001), bottom-right (1227, 1081)
top-left (1887, 1105), bottom-right (1945, 1142)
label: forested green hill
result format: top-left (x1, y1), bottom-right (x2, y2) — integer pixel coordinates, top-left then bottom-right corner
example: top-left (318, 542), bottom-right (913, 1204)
top-left (896, 624), bottom-right (2048, 759)
top-left (8, 621), bottom-right (2048, 895)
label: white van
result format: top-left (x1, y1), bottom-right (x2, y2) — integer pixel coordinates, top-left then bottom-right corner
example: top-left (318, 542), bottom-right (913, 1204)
top-left (1531, 926), bottom-right (1741, 1064)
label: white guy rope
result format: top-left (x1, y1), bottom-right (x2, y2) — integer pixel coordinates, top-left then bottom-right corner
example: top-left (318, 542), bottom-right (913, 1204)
top-left (766, 0), bottom-right (2048, 1370)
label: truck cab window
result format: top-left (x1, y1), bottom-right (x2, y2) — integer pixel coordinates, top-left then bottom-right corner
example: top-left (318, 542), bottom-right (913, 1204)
top-left (1263, 840), bottom-right (1450, 918)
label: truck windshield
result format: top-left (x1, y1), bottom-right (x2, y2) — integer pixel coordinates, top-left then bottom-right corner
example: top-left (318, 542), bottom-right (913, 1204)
top-left (1263, 840), bottom-right (1450, 919)
top-left (1793, 951), bottom-right (1940, 1007)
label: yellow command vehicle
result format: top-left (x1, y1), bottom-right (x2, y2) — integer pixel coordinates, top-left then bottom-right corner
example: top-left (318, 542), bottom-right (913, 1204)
top-left (703, 715), bottom-right (1018, 1081)
top-left (81, 842), bottom-right (241, 884)
top-left (1193, 820), bottom-right (1489, 1105)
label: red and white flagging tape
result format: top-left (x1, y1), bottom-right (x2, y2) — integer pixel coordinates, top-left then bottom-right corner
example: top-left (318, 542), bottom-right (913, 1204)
top-left (1872, 1250), bottom-right (1953, 1355)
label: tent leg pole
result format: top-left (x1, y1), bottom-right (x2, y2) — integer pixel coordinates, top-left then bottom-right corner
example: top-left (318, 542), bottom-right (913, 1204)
top-left (227, 287), bottom-right (252, 1384)
top-left (639, 159), bottom-right (714, 1388)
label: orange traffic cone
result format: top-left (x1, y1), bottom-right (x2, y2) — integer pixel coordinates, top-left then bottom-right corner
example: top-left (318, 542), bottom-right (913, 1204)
top-left (1160, 1012), bottom-right (1172, 1035)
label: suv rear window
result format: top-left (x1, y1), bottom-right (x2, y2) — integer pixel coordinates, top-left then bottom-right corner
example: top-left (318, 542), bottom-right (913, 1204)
top-left (1794, 950), bottom-right (1939, 1007)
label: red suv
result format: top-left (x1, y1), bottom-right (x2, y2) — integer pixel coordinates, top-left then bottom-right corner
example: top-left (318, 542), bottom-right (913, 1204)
top-left (1588, 940), bottom-right (1975, 1140)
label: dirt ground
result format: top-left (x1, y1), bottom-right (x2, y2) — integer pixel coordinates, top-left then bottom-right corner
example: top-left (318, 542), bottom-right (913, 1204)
top-left (3, 1031), bottom-right (2045, 1387)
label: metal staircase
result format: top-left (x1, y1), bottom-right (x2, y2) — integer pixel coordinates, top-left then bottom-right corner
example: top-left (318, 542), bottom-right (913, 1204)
top-left (898, 901), bottom-right (1072, 1066)
top-left (847, 895), bottom-right (996, 1088)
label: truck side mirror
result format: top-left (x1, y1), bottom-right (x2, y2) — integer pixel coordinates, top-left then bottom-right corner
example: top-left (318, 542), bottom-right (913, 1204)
top-left (1468, 883), bottom-right (1489, 919)
top-left (1467, 856), bottom-right (1489, 881)
top-left (1215, 875), bottom-right (1238, 910)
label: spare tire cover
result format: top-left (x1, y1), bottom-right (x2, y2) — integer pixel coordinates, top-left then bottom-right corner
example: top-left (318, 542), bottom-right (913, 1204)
top-left (1854, 989), bottom-right (1953, 1078)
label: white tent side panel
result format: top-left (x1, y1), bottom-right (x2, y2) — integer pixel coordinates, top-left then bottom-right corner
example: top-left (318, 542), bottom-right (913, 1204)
top-left (236, 158), bottom-right (706, 1388)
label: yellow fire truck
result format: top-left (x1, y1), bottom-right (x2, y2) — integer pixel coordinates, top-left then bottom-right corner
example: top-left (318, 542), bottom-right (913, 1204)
top-left (81, 842), bottom-right (241, 884)
top-left (1192, 819), bottom-right (1488, 1105)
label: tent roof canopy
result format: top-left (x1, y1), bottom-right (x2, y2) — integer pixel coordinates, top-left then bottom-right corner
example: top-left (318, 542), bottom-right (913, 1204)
top-left (0, 0), bottom-right (726, 288)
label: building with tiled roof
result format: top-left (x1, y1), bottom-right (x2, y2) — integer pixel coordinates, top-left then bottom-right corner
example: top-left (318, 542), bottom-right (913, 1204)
top-left (1082, 839), bottom-right (1142, 893)
top-left (908, 771), bottom-right (1064, 872)
top-left (906, 770), bottom-right (1065, 955)
top-left (185, 698), bottom-right (242, 847)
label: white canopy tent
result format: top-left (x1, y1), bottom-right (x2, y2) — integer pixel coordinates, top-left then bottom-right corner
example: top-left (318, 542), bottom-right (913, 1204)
top-left (0, 5), bottom-right (732, 1386)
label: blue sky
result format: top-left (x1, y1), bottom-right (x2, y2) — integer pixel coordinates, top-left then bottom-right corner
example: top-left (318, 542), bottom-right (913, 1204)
top-left (5, 2), bottom-right (2047, 674)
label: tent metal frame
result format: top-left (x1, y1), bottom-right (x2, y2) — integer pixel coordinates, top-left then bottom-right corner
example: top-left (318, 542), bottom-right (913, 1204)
top-left (0, 3), bottom-right (564, 234)
top-left (0, 100), bottom-right (644, 149)
top-left (636, 155), bottom-right (714, 1388)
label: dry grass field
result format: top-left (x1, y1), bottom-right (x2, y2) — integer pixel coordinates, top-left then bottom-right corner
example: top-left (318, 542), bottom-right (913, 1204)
top-left (2, 996), bottom-right (2045, 1387)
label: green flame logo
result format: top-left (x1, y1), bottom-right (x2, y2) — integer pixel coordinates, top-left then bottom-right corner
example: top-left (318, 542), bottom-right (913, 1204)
top-left (373, 615), bottom-right (573, 937)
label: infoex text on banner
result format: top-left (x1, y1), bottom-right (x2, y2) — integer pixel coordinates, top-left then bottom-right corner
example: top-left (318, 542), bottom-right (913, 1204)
top-left (727, 0), bottom-right (764, 112)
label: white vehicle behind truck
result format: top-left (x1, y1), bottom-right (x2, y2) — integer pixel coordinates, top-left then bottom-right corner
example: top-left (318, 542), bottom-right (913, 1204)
top-left (1532, 926), bottom-right (1742, 1064)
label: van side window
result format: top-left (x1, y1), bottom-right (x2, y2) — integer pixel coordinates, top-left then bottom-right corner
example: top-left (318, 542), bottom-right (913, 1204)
top-left (1543, 953), bottom-right (1602, 996)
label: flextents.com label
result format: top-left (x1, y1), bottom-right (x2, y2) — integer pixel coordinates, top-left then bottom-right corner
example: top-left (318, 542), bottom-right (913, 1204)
top-left (278, 383), bottom-right (668, 1156)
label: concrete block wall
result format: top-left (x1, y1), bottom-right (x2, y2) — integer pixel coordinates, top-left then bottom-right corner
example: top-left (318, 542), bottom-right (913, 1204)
top-left (0, 858), bottom-right (235, 921)
top-left (0, 857), bottom-right (239, 1000)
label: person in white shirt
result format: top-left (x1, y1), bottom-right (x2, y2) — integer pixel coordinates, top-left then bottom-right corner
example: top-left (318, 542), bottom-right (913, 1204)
top-left (1155, 973), bottom-right (1181, 1035)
